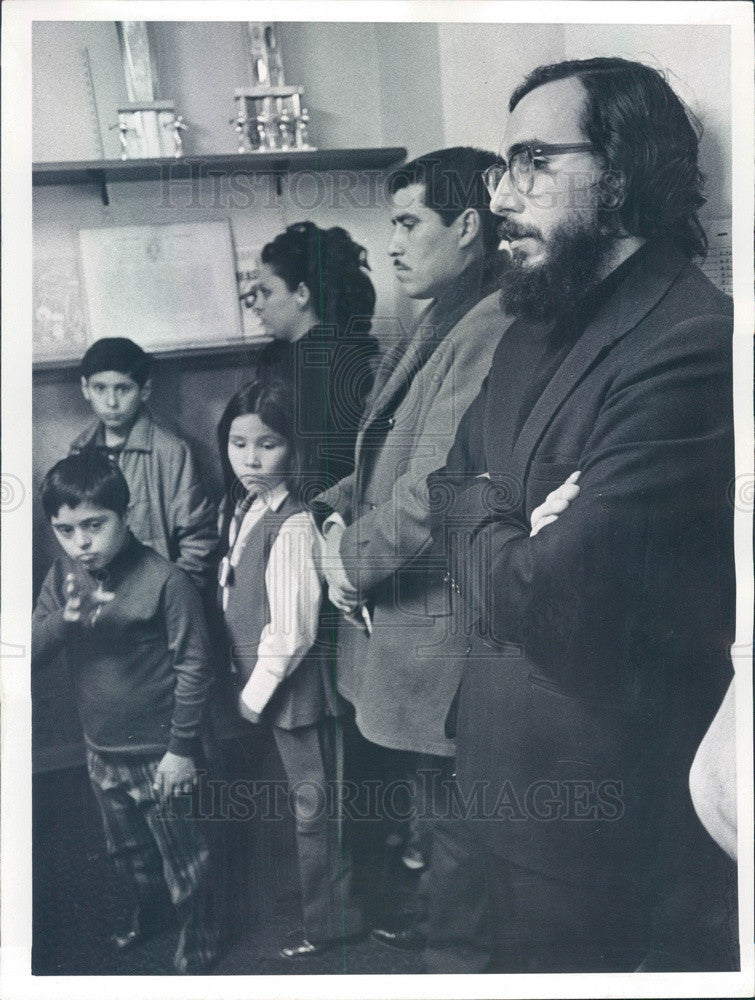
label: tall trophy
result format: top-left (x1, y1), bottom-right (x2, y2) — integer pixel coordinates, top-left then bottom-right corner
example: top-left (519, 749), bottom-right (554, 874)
top-left (231, 21), bottom-right (315, 153)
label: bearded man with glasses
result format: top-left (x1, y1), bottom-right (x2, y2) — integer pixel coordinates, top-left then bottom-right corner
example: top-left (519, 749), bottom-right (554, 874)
top-left (424, 57), bottom-right (737, 974)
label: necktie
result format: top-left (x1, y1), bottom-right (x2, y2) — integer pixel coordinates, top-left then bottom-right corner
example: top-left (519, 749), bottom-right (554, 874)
top-left (218, 491), bottom-right (257, 591)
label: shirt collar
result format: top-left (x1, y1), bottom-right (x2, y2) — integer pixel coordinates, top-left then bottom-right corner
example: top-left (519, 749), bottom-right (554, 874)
top-left (245, 481), bottom-right (290, 514)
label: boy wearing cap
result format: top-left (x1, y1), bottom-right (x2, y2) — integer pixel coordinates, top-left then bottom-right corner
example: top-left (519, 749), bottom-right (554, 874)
top-left (70, 337), bottom-right (217, 593)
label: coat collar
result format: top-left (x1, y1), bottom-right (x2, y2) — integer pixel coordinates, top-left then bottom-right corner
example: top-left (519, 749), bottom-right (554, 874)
top-left (509, 241), bottom-right (690, 474)
top-left (365, 302), bottom-right (438, 423)
top-left (363, 264), bottom-right (499, 432)
top-left (71, 408), bottom-right (154, 453)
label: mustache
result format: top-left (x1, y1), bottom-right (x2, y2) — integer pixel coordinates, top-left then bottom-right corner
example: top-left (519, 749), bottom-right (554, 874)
top-left (497, 220), bottom-right (541, 242)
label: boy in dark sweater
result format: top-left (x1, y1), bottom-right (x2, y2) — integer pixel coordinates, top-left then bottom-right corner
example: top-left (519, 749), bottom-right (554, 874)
top-left (32, 452), bottom-right (219, 973)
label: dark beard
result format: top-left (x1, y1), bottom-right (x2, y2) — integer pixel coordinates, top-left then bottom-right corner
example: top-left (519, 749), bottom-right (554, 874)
top-left (498, 219), bottom-right (613, 323)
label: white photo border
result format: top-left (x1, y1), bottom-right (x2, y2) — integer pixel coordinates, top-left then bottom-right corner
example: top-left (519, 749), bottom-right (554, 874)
top-left (2, 3), bottom-right (752, 999)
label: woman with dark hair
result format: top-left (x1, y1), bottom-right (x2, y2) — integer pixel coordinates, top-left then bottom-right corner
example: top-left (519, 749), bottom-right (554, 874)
top-left (245, 222), bottom-right (379, 499)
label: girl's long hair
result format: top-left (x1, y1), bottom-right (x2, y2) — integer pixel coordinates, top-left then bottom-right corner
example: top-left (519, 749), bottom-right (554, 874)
top-left (216, 377), bottom-right (300, 549)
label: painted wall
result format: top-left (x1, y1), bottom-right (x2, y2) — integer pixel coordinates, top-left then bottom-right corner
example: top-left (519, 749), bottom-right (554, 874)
top-left (562, 23), bottom-right (732, 221)
top-left (436, 21), bottom-right (731, 222)
top-left (33, 18), bottom-right (733, 221)
top-left (33, 20), bottom-right (387, 160)
top-left (30, 19), bottom-right (733, 769)
top-left (32, 21), bottom-right (129, 161)
top-left (276, 21), bottom-right (385, 149)
top-left (149, 21), bottom-right (253, 156)
top-left (437, 23), bottom-right (565, 153)
top-left (374, 23), bottom-right (445, 160)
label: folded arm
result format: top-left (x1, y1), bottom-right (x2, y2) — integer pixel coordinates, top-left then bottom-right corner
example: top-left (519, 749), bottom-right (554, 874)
top-left (459, 318), bottom-right (735, 688)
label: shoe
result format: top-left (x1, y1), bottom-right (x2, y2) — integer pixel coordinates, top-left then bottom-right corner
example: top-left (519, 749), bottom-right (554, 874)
top-left (401, 846), bottom-right (427, 871)
top-left (279, 931), bottom-right (365, 959)
top-left (174, 952), bottom-right (221, 974)
top-left (279, 938), bottom-right (330, 959)
top-left (370, 926), bottom-right (425, 951)
top-left (110, 898), bottom-right (173, 951)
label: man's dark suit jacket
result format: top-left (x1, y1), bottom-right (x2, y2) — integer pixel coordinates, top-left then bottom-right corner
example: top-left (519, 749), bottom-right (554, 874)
top-left (431, 241), bottom-right (735, 903)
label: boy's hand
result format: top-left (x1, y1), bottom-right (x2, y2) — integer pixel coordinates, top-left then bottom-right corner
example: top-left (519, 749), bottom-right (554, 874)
top-left (63, 574), bottom-right (84, 623)
top-left (238, 696), bottom-right (261, 725)
top-left (63, 573), bottom-right (115, 626)
top-left (153, 751), bottom-right (197, 800)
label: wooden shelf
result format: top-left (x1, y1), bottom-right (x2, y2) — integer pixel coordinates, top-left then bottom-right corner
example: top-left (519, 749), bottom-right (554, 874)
top-left (32, 145), bottom-right (407, 373)
top-left (33, 338), bottom-right (271, 380)
top-left (32, 146), bottom-right (407, 203)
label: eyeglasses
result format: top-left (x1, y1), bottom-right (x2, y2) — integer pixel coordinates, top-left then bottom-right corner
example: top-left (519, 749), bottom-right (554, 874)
top-left (482, 142), bottom-right (597, 197)
top-left (238, 275), bottom-right (261, 308)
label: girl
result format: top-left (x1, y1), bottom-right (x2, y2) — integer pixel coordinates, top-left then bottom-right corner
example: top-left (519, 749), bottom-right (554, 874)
top-left (242, 222), bottom-right (380, 493)
top-left (216, 377), bottom-right (364, 959)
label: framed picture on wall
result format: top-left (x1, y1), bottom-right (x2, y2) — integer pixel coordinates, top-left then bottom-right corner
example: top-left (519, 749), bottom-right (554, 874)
top-left (33, 246), bottom-right (90, 364)
top-left (76, 219), bottom-right (248, 356)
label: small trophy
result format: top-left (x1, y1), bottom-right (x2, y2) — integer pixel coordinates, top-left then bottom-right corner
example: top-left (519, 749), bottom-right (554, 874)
top-left (171, 115), bottom-right (188, 157)
top-left (110, 101), bottom-right (188, 158)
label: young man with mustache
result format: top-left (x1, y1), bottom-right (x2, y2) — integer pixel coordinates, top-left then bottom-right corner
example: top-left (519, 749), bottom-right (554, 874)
top-left (315, 146), bottom-right (513, 953)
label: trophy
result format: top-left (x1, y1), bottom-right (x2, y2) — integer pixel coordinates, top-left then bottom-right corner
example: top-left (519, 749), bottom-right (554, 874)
top-left (110, 101), bottom-right (188, 159)
top-left (230, 87), bottom-right (316, 153)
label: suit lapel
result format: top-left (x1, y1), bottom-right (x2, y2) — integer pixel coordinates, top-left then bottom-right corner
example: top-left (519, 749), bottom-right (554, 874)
top-left (509, 243), bottom-right (689, 477)
top-left (365, 303), bottom-right (437, 424)
top-left (353, 268), bottom-right (497, 471)
top-left (364, 265), bottom-right (498, 430)
top-left (364, 329), bottom-right (411, 409)
top-left (352, 304), bottom-right (437, 471)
